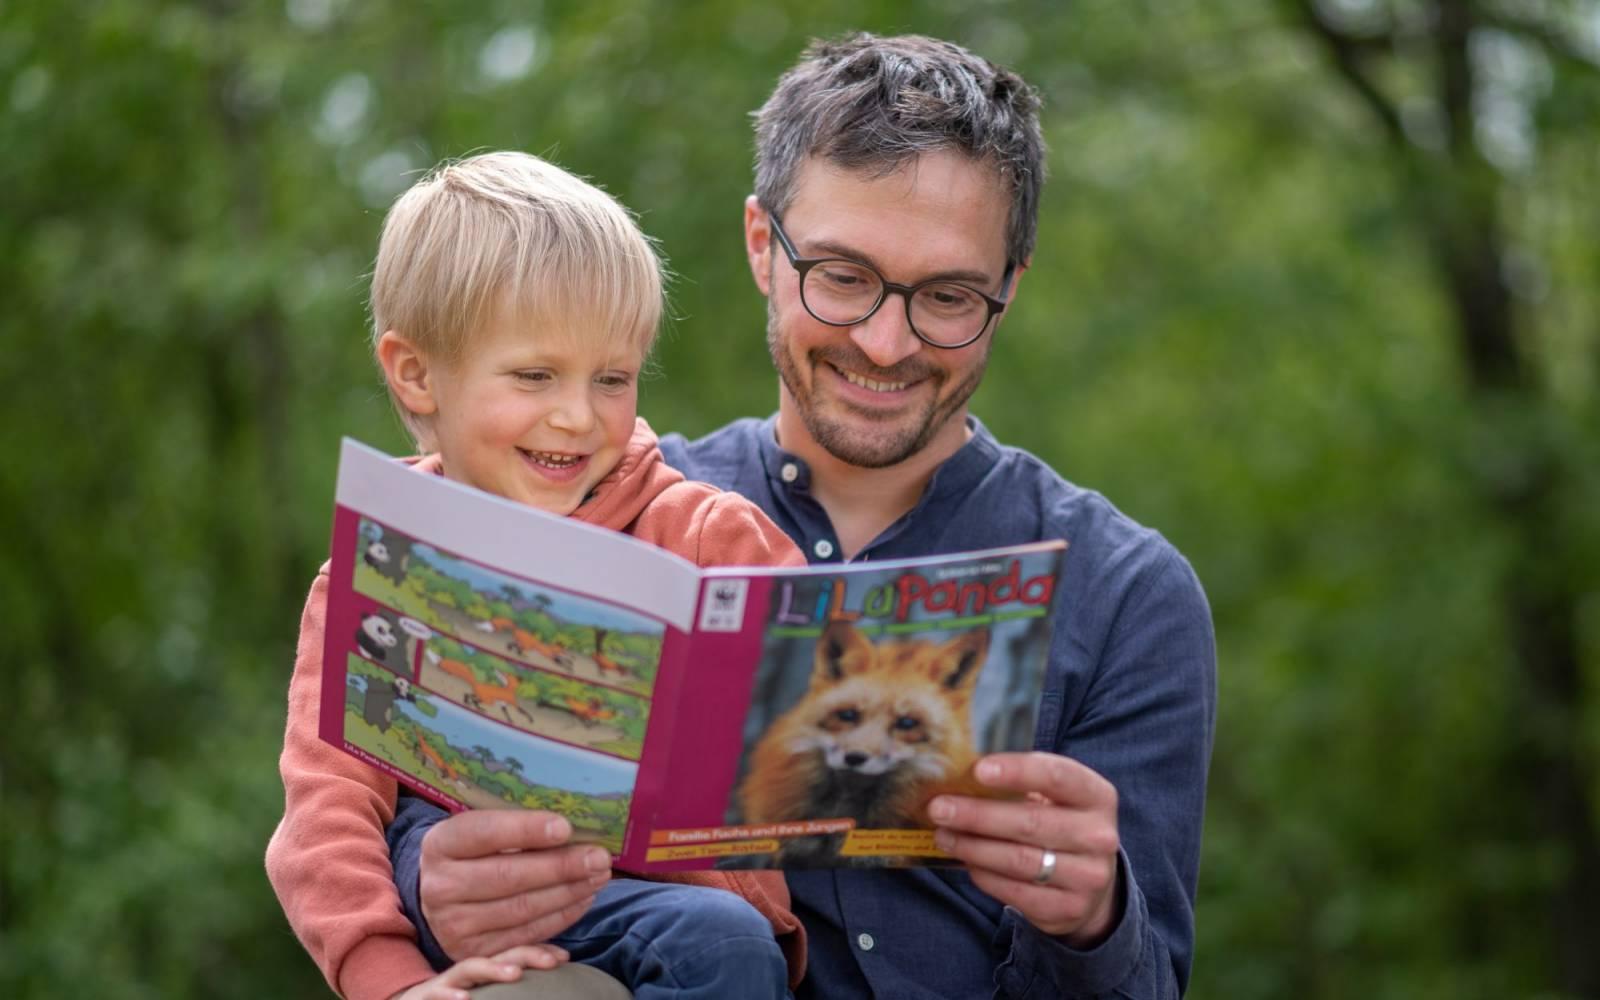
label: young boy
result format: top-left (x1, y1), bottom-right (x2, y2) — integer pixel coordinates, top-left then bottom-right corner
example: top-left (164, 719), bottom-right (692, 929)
top-left (265, 152), bottom-right (806, 1000)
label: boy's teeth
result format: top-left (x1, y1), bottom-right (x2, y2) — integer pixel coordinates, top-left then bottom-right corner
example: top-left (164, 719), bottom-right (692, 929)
top-left (841, 369), bottom-right (908, 392)
top-left (524, 450), bottom-right (581, 467)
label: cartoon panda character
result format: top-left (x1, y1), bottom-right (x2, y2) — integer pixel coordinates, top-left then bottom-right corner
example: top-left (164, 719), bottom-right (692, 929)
top-left (356, 611), bottom-right (406, 672)
top-left (362, 674), bottom-right (414, 733)
top-left (362, 540), bottom-right (391, 573)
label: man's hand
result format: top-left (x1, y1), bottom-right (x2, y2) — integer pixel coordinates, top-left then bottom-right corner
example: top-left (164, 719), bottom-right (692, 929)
top-left (930, 752), bottom-right (1121, 947)
top-left (419, 810), bottom-right (612, 960)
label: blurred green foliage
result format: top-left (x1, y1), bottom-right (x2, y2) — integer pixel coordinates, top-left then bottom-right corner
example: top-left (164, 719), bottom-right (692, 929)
top-left (3, 1), bottom-right (1597, 997)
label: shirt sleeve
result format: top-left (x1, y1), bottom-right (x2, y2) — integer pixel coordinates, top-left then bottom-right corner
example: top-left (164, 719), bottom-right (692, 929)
top-left (994, 543), bottom-right (1216, 998)
top-left (265, 570), bottom-right (440, 1000)
top-left (387, 791), bottom-right (455, 970)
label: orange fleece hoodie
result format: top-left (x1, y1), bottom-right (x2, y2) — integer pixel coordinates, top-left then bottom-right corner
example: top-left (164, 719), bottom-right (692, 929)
top-left (266, 418), bottom-right (806, 1000)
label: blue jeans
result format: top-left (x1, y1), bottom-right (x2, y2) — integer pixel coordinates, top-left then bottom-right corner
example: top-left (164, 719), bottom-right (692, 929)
top-left (551, 878), bottom-right (790, 1000)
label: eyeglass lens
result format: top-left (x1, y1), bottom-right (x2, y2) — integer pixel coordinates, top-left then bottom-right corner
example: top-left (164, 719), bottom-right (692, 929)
top-left (802, 261), bottom-right (991, 346)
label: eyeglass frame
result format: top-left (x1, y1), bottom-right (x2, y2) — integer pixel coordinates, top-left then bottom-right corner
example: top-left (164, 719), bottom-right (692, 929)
top-left (765, 210), bottom-right (1017, 350)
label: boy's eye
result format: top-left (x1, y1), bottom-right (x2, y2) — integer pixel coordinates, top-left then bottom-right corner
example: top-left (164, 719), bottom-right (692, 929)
top-left (595, 373), bottom-right (635, 392)
top-left (513, 370), bottom-right (553, 385)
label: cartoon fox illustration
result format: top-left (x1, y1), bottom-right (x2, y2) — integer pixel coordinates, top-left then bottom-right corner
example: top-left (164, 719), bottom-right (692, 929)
top-left (426, 648), bottom-right (536, 725)
top-left (410, 730), bottom-right (460, 783)
top-left (491, 617), bottom-right (574, 669)
top-left (591, 652), bottom-right (627, 680)
top-left (738, 620), bottom-right (989, 866)
top-left (562, 695), bottom-right (617, 728)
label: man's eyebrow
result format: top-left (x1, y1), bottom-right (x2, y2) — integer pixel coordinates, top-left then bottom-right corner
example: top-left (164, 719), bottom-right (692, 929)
top-left (807, 237), bottom-right (999, 287)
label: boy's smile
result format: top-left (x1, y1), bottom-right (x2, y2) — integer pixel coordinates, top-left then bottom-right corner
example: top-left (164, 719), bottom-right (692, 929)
top-left (385, 315), bottom-right (642, 517)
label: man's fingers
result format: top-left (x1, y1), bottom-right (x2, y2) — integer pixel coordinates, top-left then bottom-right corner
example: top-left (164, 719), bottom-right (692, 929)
top-left (964, 865), bottom-right (1107, 936)
top-left (424, 839), bottom-right (610, 905)
top-left (427, 879), bottom-right (602, 951)
top-left (929, 793), bottom-right (1118, 857)
top-left (422, 810), bottom-right (575, 863)
top-left (935, 828), bottom-right (1112, 892)
top-left (972, 752), bottom-right (1117, 811)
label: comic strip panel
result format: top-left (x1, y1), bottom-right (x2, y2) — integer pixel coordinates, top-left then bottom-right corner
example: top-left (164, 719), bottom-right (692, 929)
top-left (417, 635), bottom-right (649, 761)
top-left (344, 654), bottom-right (636, 853)
top-left (351, 517), bottom-right (664, 699)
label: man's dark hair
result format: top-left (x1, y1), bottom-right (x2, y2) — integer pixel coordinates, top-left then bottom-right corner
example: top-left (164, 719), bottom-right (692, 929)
top-left (753, 33), bottom-right (1046, 265)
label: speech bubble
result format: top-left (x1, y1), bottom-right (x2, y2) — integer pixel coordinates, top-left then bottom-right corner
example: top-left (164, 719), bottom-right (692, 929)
top-left (399, 616), bottom-right (433, 641)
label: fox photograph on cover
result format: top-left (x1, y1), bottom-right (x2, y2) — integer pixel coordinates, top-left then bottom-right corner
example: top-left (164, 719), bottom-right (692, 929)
top-left (719, 549), bottom-right (1061, 868)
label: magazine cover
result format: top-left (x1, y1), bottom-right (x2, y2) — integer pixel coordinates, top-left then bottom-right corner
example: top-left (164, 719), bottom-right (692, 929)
top-left (318, 439), bottom-right (1066, 870)
top-left (638, 549), bottom-right (1064, 869)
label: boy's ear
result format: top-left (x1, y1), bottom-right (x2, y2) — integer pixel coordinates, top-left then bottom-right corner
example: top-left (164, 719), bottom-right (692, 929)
top-left (376, 330), bottom-right (439, 419)
top-left (744, 195), bottom-right (773, 297)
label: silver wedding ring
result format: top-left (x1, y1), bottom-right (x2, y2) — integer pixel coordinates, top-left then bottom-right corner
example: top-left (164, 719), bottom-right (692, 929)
top-left (1033, 848), bottom-right (1058, 885)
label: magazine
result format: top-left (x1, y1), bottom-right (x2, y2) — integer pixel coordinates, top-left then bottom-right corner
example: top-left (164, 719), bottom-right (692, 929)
top-left (321, 439), bottom-right (1067, 871)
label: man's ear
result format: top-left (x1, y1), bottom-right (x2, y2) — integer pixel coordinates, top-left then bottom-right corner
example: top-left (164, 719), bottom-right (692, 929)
top-left (744, 195), bottom-right (773, 296)
top-left (375, 330), bottom-right (439, 419)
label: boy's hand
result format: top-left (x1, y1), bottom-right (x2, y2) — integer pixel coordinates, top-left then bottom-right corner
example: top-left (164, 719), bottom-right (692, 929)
top-left (419, 811), bottom-right (612, 959)
top-left (928, 752), bottom-right (1122, 947)
top-left (387, 944), bottom-right (570, 1000)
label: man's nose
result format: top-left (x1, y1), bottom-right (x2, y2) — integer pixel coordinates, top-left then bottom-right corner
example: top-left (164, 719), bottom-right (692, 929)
top-left (849, 294), bottom-right (922, 369)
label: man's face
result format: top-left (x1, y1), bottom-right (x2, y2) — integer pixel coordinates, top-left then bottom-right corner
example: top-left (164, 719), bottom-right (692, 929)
top-left (751, 150), bottom-right (1016, 469)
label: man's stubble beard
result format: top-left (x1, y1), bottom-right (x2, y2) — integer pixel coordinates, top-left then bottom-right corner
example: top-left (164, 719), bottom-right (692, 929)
top-left (766, 296), bottom-right (989, 470)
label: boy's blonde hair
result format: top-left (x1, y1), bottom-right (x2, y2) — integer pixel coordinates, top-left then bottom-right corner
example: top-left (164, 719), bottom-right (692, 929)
top-left (370, 151), bottom-right (664, 443)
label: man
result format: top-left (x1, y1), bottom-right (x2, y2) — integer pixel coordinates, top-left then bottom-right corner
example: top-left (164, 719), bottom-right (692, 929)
top-left (388, 33), bottom-right (1215, 999)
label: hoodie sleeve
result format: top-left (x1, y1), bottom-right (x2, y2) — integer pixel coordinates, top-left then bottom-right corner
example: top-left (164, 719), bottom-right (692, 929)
top-left (690, 492), bottom-right (807, 570)
top-left (265, 569), bottom-right (438, 1000)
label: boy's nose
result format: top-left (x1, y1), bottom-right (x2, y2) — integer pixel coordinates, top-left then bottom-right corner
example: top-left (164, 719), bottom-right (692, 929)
top-left (849, 301), bottom-right (922, 370)
top-left (547, 387), bottom-right (597, 433)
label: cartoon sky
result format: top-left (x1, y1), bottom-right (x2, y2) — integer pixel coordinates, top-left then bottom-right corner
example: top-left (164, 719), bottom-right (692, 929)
top-left (404, 539), bottom-right (664, 638)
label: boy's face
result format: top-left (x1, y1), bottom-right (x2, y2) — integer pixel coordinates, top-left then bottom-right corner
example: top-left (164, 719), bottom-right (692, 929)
top-left (402, 315), bottom-right (642, 516)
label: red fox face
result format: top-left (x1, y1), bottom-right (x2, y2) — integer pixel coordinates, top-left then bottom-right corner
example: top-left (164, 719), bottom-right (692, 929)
top-left (784, 620), bottom-right (987, 780)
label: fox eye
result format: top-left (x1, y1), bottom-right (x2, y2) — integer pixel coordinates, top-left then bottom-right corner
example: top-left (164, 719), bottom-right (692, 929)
top-left (832, 708), bottom-right (860, 724)
top-left (893, 716), bottom-right (920, 731)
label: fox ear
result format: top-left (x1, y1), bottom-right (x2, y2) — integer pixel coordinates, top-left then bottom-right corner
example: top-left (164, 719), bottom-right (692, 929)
top-left (940, 629), bottom-right (989, 691)
top-left (815, 619), bottom-right (869, 682)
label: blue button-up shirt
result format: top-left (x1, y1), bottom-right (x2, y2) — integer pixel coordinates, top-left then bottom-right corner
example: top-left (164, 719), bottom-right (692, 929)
top-left (390, 414), bottom-right (1215, 999)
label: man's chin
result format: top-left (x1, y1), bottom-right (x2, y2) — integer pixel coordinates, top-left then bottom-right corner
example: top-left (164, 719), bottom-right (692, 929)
top-left (805, 411), bottom-right (930, 469)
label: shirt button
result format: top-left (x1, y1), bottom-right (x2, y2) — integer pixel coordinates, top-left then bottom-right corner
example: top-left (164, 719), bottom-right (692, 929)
top-left (780, 462), bottom-right (799, 483)
top-left (813, 539), bottom-right (835, 559)
top-left (857, 932), bottom-right (875, 952)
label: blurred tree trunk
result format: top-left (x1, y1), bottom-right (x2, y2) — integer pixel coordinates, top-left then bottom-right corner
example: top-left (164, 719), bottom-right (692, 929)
top-left (1297, 1), bottom-right (1600, 993)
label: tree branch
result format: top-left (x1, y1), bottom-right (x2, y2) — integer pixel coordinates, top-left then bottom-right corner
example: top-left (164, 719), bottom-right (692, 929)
top-left (1290, 0), bottom-right (1410, 148)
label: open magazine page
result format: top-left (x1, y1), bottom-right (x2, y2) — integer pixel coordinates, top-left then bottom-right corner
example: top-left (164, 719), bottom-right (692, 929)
top-left (639, 541), bottom-right (1067, 870)
top-left (318, 440), bottom-right (701, 855)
